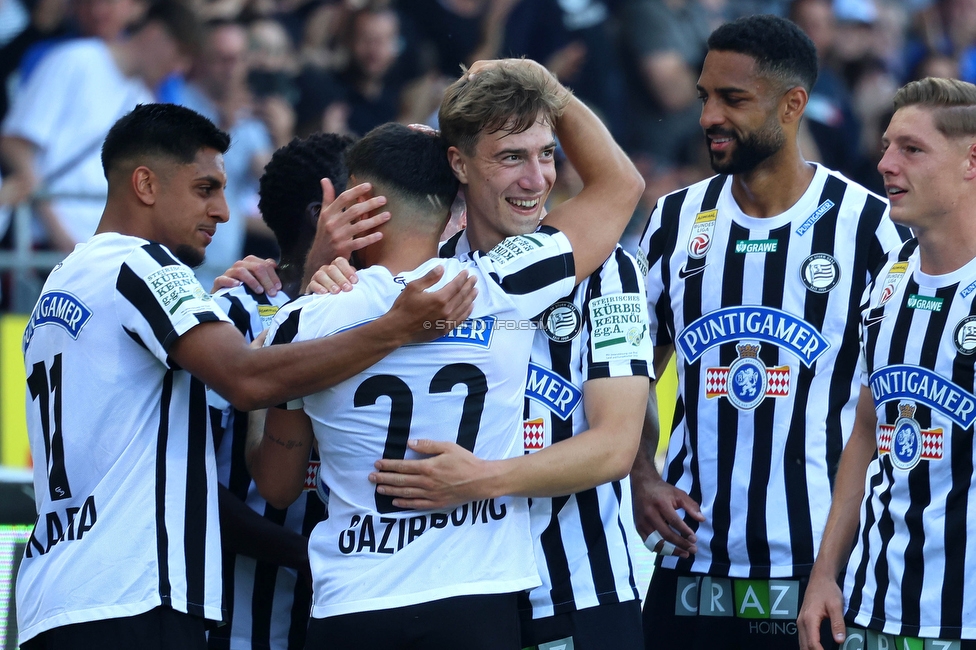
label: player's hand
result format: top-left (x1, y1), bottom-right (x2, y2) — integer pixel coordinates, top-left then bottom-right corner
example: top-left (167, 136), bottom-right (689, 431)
top-left (212, 255), bottom-right (281, 296)
top-left (369, 439), bottom-right (489, 510)
top-left (306, 257), bottom-right (358, 294)
top-left (797, 571), bottom-right (847, 650)
top-left (631, 469), bottom-right (703, 558)
top-left (304, 180), bottom-right (390, 274)
top-left (388, 266), bottom-right (478, 343)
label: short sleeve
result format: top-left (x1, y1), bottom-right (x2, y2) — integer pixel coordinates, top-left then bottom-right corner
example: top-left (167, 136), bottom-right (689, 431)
top-left (476, 225), bottom-right (576, 320)
top-left (582, 248), bottom-right (654, 383)
top-left (114, 242), bottom-right (230, 366)
top-left (638, 198), bottom-right (671, 348)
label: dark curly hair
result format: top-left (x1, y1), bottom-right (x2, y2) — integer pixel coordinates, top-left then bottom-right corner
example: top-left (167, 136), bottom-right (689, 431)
top-left (708, 14), bottom-right (818, 92)
top-left (258, 132), bottom-right (355, 271)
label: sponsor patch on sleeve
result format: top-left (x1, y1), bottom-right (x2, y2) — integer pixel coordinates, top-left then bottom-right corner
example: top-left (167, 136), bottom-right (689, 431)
top-left (146, 265), bottom-right (215, 320)
top-left (486, 234), bottom-right (547, 267)
top-left (588, 293), bottom-right (652, 363)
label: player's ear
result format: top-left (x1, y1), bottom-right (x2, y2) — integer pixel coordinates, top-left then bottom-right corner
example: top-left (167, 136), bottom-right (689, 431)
top-left (780, 86), bottom-right (808, 126)
top-left (131, 166), bottom-right (158, 206)
top-left (447, 146), bottom-right (469, 185)
top-left (963, 139), bottom-right (976, 181)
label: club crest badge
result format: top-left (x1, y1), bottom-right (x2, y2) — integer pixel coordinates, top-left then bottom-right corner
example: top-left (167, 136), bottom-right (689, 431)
top-left (879, 262), bottom-right (908, 306)
top-left (878, 402), bottom-right (943, 470)
top-left (705, 343), bottom-right (791, 410)
top-left (541, 301), bottom-right (582, 342)
top-left (687, 209), bottom-right (718, 260)
top-left (954, 316), bottom-right (976, 355)
top-left (800, 253), bottom-right (840, 293)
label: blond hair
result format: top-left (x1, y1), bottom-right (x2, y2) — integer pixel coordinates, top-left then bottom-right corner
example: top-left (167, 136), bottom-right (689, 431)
top-left (438, 62), bottom-right (570, 154)
top-left (893, 77), bottom-right (976, 138)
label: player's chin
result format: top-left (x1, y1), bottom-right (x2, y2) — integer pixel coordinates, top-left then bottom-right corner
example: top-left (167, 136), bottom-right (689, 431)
top-left (174, 244), bottom-right (206, 269)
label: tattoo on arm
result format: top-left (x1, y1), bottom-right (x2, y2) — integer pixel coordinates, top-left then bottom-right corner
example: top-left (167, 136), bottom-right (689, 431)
top-left (266, 433), bottom-right (304, 450)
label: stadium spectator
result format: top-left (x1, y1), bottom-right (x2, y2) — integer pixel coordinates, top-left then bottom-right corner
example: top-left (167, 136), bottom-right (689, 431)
top-left (178, 19), bottom-right (275, 288)
top-left (0, 0), bottom-right (202, 252)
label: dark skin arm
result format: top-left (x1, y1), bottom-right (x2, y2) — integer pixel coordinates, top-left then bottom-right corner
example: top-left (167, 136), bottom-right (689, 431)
top-left (171, 266), bottom-right (477, 412)
top-left (630, 345), bottom-right (705, 557)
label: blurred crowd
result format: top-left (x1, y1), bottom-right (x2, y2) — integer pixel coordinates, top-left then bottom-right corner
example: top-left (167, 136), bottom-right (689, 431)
top-left (0, 0), bottom-right (970, 295)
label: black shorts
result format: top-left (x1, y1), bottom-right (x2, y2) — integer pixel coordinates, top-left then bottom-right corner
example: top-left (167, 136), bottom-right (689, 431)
top-left (305, 592), bottom-right (521, 650)
top-left (520, 599), bottom-right (643, 650)
top-left (20, 606), bottom-right (208, 650)
top-left (642, 566), bottom-right (837, 650)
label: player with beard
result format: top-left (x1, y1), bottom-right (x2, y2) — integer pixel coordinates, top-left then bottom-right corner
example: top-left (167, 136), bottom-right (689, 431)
top-left (631, 15), bottom-right (903, 649)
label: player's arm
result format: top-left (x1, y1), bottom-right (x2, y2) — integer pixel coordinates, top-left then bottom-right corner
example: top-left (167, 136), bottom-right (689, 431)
top-left (629, 344), bottom-right (705, 557)
top-left (248, 406), bottom-right (315, 509)
top-left (0, 135), bottom-right (38, 206)
top-left (797, 384), bottom-right (878, 650)
top-left (369, 375), bottom-right (648, 507)
top-left (170, 267), bottom-right (477, 412)
top-left (218, 484), bottom-right (309, 577)
top-left (467, 59), bottom-right (644, 282)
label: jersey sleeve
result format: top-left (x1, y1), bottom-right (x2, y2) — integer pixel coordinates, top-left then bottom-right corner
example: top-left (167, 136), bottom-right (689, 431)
top-left (475, 225), bottom-right (576, 320)
top-left (114, 242), bottom-right (230, 367)
top-left (582, 248), bottom-right (654, 383)
top-left (638, 197), bottom-right (671, 348)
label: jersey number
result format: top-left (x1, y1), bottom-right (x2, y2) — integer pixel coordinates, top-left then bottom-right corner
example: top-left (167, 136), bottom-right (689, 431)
top-left (27, 353), bottom-right (72, 501)
top-left (354, 363), bottom-right (487, 513)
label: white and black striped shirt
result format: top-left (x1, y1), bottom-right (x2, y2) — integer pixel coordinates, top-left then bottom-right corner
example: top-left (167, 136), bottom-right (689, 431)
top-left (441, 232), bottom-right (653, 618)
top-left (845, 240), bottom-right (976, 639)
top-left (206, 285), bottom-right (326, 650)
top-left (18, 233), bottom-right (229, 643)
top-left (639, 164), bottom-right (902, 578)
top-left (267, 229), bottom-right (577, 618)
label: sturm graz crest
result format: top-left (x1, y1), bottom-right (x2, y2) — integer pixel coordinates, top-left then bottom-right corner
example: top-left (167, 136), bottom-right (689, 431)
top-left (541, 301), bottom-right (582, 342)
top-left (890, 402), bottom-right (922, 470)
top-left (726, 343), bottom-right (767, 410)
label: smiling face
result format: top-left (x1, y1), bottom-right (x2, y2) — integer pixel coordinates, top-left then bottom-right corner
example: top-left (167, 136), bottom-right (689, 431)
top-left (878, 105), bottom-right (971, 231)
top-left (151, 148), bottom-right (229, 267)
top-left (697, 50), bottom-right (787, 175)
top-left (448, 117), bottom-right (556, 250)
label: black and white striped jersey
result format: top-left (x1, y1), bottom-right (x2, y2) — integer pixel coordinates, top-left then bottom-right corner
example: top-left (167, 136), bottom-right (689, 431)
top-left (206, 285), bottom-right (326, 650)
top-left (844, 240), bottom-right (976, 640)
top-left (266, 229), bottom-right (576, 618)
top-left (639, 164), bottom-right (902, 578)
top-left (442, 232), bottom-right (653, 618)
top-left (18, 233), bottom-right (230, 643)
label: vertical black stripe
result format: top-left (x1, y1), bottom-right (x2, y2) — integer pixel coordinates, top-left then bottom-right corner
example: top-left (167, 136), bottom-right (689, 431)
top-left (646, 189), bottom-right (687, 349)
top-left (823, 192), bottom-right (887, 491)
top-left (743, 220), bottom-right (792, 575)
top-left (665, 177), bottom-right (725, 572)
top-left (708, 220), bottom-right (748, 572)
top-left (575, 486), bottom-right (619, 605)
top-left (611, 480), bottom-right (641, 599)
top-left (250, 503), bottom-right (289, 647)
top-left (542, 494), bottom-right (574, 614)
top-left (184, 375), bottom-right (210, 617)
top-left (939, 297), bottom-right (976, 637)
top-left (869, 278), bottom-right (918, 625)
top-left (539, 315), bottom-right (579, 611)
top-left (783, 176), bottom-right (846, 572)
top-left (156, 370), bottom-right (174, 606)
